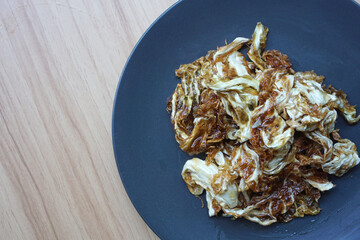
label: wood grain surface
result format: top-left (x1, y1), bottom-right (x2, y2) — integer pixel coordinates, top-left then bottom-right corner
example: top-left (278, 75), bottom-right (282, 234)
top-left (0, 0), bottom-right (176, 239)
top-left (0, 0), bottom-right (359, 239)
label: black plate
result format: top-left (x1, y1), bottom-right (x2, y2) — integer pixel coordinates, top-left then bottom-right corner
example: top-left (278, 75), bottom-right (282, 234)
top-left (112, 0), bottom-right (360, 239)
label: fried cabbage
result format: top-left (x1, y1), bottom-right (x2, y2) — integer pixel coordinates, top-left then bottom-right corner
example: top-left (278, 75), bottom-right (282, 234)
top-left (167, 22), bottom-right (360, 225)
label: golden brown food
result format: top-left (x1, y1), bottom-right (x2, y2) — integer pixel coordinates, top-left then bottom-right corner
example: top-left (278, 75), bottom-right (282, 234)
top-left (167, 22), bottom-right (360, 225)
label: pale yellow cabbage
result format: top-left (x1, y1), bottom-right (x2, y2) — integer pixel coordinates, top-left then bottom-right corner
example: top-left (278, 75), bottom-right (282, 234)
top-left (169, 22), bottom-right (360, 226)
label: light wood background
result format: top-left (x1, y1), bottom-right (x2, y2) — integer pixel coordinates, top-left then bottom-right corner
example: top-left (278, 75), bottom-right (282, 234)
top-left (0, 0), bottom-right (359, 239)
top-left (0, 0), bottom-right (177, 239)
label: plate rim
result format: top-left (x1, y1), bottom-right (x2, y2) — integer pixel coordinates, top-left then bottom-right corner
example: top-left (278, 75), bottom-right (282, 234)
top-left (112, 0), bottom-right (182, 238)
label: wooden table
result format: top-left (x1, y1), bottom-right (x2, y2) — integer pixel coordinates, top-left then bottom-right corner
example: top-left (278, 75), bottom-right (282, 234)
top-left (0, 0), bottom-right (359, 239)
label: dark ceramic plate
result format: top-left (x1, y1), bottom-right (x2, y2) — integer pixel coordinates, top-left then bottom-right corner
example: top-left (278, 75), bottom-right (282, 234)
top-left (112, 0), bottom-right (360, 239)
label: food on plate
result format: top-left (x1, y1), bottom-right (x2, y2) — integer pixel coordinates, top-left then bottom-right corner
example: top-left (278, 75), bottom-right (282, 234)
top-left (167, 22), bottom-right (360, 225)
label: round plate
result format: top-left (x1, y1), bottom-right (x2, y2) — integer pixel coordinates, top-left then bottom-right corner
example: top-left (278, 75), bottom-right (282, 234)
top-left (112, 0), bottom-right (360, 239)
